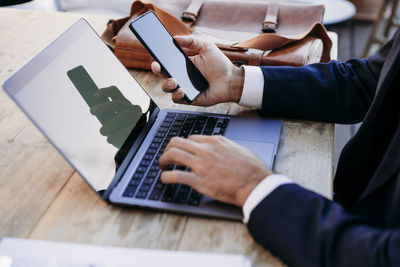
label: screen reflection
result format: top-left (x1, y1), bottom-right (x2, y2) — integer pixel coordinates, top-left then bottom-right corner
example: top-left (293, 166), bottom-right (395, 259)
top-left (11, 21), bottom-right (153, 192)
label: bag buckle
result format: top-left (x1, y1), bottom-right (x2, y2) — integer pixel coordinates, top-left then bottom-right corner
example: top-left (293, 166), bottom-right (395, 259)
top-left (181, 14), bottom-right (196, 22)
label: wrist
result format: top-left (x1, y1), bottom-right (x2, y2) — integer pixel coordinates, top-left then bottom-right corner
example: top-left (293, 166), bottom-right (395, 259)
top-left (235, 169), bottom-right (274, 207)
top-left (229, 66), bottom-right (244, 103)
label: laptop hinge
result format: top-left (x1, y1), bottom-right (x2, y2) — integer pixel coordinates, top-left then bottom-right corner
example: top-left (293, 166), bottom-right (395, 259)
top-left (101, 103), bottom-right (160, 200)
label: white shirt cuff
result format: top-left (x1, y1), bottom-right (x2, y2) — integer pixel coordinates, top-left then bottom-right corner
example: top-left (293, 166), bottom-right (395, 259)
top-left (238, 66), bottom-right (264, 109)
top-left (242, 174), bottom-right (293, 224)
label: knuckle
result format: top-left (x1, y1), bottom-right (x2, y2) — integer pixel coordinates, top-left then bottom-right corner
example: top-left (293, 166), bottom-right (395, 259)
top-left (171, 147), bottom-right (181, 154)
top-left (206, 136), bottom-right (219, 144)
top-left (168, 172), bottom-right (180, 183)
top-left (169, 137), bottom-right (179, 146)
top-left (196, 144), bottom-right (212, 157)
top-left (214, 135), bottom-right (225, 144)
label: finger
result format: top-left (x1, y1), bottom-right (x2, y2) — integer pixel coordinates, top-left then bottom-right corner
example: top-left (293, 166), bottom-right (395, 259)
top-left (151, 61), bottom-right (165, 78)
top-left (171, 89), bottom-right (187, 103)
top-left (99, 110), bottom-right (139, 136)
top-left (160, 170), bottom-right (199, 186)
top-left (90, 101), bottom-right (134, 116)
top-left (188, 134), bottom-right (223, 143)
top-left (164, 137), bottom-right (202, 154)
top-left (95, 86), bottom-right (128, 102)
top-left (159, 147), bottom-right (196, 169)
top-left (107, 127), bottom-right (131, 149)
top-left (174, 35), bottom-right (208, 53)
top-left (161, 78), bottom-right (178, 92)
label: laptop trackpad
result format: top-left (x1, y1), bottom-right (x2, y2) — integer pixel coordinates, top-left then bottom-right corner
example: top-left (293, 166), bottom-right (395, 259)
top-left (232, 139), bottom-right (274, 169)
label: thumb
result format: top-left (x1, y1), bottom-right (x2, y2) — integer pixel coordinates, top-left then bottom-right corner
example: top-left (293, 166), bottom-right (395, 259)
top-left (174, 35), bottom-right (208, 54)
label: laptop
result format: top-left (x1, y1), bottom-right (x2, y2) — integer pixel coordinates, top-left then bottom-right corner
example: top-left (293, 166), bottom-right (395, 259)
top-left (2, 19), bottom-right (281, 220)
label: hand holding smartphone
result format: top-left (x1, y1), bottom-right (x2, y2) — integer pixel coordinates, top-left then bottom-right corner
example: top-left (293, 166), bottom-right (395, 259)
top-left (129, 11), bottom-right (209, 103)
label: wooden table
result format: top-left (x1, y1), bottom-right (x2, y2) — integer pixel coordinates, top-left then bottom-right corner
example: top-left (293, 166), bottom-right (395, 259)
top-left (0, 9), bottom-right (334, 267)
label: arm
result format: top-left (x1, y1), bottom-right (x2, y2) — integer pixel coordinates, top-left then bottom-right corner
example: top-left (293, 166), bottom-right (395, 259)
top-left (247, 183), bottom-right (400, 267)
top-left (258, 39), bottom-right (391, 123)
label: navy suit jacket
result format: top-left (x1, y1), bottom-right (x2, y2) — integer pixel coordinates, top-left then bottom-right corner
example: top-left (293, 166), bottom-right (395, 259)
top-left (248, 28), bottom-right (400, 266)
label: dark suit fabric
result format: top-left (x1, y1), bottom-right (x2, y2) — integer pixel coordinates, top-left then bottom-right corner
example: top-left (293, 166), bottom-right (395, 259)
top-left (249, 28), bottom-right (400, 267)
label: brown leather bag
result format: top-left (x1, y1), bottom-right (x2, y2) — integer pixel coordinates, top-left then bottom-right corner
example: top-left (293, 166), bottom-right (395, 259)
top-left (102, 0), bottom-right (332, 70)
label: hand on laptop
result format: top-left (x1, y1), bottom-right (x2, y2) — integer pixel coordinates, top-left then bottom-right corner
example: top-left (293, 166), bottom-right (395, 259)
top-left (159, 135), bottom-right (273, 207)
top-left (151, 35), bottom-right (244, 106)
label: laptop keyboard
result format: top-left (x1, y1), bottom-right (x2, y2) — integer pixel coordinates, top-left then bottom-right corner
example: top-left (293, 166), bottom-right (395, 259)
top-left (122, 112), bottom-right (230, 206)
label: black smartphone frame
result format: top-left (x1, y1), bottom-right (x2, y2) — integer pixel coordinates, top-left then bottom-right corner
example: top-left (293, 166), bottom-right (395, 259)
top-left (129, 11), bottom-right (208, 103)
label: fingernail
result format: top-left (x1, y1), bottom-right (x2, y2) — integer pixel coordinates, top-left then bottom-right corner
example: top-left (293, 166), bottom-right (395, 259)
top-left (168, 80), bottom-right (175, 88)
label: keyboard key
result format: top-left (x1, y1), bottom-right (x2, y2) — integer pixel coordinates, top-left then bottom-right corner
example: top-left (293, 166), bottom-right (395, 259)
top-left (166, 112), bottom-right (177, 118)
top-left (149, 189), bottom-right (163, 200)
top-left (150, 164), bottom-right (160, 171)
top-left (217, 122), bottom-right (224, 128)
top-left (149, 142), bottom-right (160, 149)
top-left (136, 166), bottom-right (147, 173)
top-left (147, 171), bottom-right (159, 178)
top-left (132, 172), bottom-right (144, 180)
top-left (178, 185), bottom-right (191, 194)
top-left (187, 114), bottom-right (200, 119)
top-left (185, 119), bottom-right (195, 126)
top-left (135, 190), bottom-right (148, 199)
top-left (153, 137), bottom-right (163, 143)
top-left (162, 184), bottom-right (178, 202)
top-left (187, 189), bottom-right (203, 205)
top-left (161, 142), bottom-right (168, 149)
top-left (147, 148), bottom-right (157, 154)
top-left (179, 129), bottom-right (190, 136)
top-left (153, 182), bottom-right (165, 190)
top-left (129, 179), bottom-right (141, 186)
top-left (143, 154), bottom-right (153, 161)
top-left (176, 114), bottom-right (187, 121)
top-left (158, 126), bottom-right (169, 133)
top-left (168, 130), bottom-right (179, 136)
top-left (143, 177), bottom-right (156, 185)
top-left (164, 136), bottom-right (172, 143)
top-left (174, 193), bottom-right (189, 204)
top-left (205, 117), bottom-right (218, 129)
top-left (161, 121), bottom-right (172, 127)
top-left (170, 125), bottom-right (180, 131)
top-left (156, 131), bottom-right (166, 138)
top-left (139, 160), bottom-right (151, 167)
top-left (123, 186), bottom-right (137, 198)
top-left (192, 129), bottom-right (201, 134)
top-left (139, 184), bottom-right (151, 192)
top-left (172, 120), bottom-right (183, 127)
top-left (179, 133), bottom-right (189, 138)
top-left (164, 117), bottom-right (174, 122)
top-left (203, 130), bottom-right (213, 135)
top-left (223, 118), bottom-right (230, 124)
top-left (190, 190), bottom-right (202, 198)
top-left (187, 198), bottom-right (201, 206)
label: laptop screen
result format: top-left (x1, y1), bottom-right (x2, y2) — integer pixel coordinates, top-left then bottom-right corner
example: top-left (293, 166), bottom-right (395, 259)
top-left (3, 19), bottom-right (154, 192)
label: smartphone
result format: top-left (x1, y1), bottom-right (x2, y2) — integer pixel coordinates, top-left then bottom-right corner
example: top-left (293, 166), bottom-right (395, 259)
top-left (129, 11), bottom-right (209, 103)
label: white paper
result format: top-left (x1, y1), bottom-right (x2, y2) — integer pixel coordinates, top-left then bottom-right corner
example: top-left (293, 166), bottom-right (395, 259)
top-left (0, 238), bottom-right (251, 267)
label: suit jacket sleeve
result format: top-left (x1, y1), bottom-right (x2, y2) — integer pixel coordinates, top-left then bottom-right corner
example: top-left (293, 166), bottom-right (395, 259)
top-left (247, 183), bottom-right (400, 267)
top-left (258, 37), bottom-right (392, 124)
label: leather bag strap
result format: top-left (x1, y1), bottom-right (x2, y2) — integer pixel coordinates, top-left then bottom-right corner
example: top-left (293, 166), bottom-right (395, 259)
top-left (233, 22), bottom-right (332, 62)
top-left (262, 3), bottom-right (279, 33)
top-left (181, 0), bottom-right (204, 22)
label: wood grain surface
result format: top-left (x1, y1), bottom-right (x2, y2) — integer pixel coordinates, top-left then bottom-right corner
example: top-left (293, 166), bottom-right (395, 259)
top-left (0, 9), bottom-right (334, 267)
